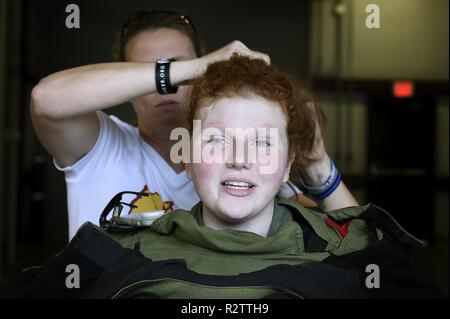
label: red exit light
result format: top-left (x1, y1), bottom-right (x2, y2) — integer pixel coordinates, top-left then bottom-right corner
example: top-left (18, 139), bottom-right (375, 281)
top-left (393, 81), bottom-right (414, 98)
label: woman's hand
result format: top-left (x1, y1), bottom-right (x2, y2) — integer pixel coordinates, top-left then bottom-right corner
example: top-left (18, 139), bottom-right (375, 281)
top-left (298, 102), bottom-right (359, 210)
top-left (299, 102), bottom-right (330, 186)
top-left (195, 40), bottom-right (270, 74)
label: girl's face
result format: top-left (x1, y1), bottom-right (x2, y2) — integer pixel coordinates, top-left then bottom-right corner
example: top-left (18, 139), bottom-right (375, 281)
top-left (186, 95), bottom-right (292, 232)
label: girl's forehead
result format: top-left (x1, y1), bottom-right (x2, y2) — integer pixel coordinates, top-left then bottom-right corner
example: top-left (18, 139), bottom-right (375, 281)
top-left (199, 95), bottom-right (287, 127)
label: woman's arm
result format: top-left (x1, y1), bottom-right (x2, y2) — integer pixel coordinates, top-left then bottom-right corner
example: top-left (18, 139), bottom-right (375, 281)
top-left (30, 40), bottom-right (269, 167)
top-left (296, 102), bottom-right (359, 212)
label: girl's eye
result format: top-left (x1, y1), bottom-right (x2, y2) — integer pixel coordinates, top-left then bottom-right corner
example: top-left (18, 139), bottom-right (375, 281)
top-left (208, 136), bottom-right (226, 144)
top-left (255, 139), bottom-right (270, 148)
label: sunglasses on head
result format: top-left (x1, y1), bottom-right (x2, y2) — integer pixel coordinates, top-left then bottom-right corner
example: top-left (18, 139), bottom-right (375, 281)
top-left (121, 9), bottom-right (198, 37)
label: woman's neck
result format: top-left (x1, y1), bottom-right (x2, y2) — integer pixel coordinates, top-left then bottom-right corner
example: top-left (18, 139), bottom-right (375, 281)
top-left (139, 128), bottom-right (185, 174)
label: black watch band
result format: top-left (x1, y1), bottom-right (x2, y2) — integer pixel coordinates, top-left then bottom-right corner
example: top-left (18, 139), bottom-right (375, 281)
top-left (155, 58), bottom-right (178, 95)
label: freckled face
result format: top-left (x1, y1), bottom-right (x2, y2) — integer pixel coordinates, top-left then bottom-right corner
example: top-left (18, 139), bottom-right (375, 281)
top-left (186, 95), bottom-right (291, 226)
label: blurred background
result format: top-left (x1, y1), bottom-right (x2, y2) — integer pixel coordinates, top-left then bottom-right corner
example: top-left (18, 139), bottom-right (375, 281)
top-left (0, 0), bottom-right (448, 297)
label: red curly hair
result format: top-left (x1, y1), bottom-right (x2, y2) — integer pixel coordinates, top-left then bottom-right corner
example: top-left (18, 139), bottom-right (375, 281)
top-left (188, 54), bottom-right (325, 168)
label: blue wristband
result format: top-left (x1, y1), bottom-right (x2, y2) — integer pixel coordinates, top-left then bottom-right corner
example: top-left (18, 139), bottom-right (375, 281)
top-left (298, 159), bottom-right (337, 193)
top-left (314, 172), bottom-right (342, 200)
top-left (298, 158), bottom-right (341, 199)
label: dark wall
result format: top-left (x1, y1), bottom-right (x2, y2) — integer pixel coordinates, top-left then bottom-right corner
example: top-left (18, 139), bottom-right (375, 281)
top-left (26, 0), bottom-right (311, 77)
top-left (21, 0), bottom-right (311, 252)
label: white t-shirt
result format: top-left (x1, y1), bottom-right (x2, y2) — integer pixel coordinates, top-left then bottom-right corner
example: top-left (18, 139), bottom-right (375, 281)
top-left (56, 111), bottom-right (300, 240)
top-left (55, 111), bottom-right (199, 239)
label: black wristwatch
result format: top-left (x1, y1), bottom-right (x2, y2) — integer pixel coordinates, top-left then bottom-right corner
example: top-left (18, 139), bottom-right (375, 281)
top-left (155, 58), bottom-right (178, 95)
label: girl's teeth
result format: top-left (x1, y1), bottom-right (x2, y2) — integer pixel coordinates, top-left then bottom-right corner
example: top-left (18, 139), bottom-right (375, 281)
top-left (226, 185), bottom-right (249, 189)
top-left (224, 181), bottom-right (252, 189)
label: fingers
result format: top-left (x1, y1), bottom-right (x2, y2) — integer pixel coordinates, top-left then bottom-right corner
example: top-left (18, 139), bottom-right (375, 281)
top-left (194, 41), bottom-right (271, 83)
top-left (202, 40), bottom-right (270, 66)
top-left (303, 101), bottom-right (326, 161)
top-left (306, 101), bottom-right (321, 133)
top-left (306, 101), bottom-right (316, 114)
top-left (253, 51), bottom-right (271, 65)
top-left (227, 40), bottom-right (271, 64)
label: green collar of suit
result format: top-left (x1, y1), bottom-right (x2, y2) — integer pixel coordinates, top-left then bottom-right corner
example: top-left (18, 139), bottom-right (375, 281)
top-left (189, 198), bottom-right (294, 236)
top-left (148, 197), bottom-right (374, 255)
